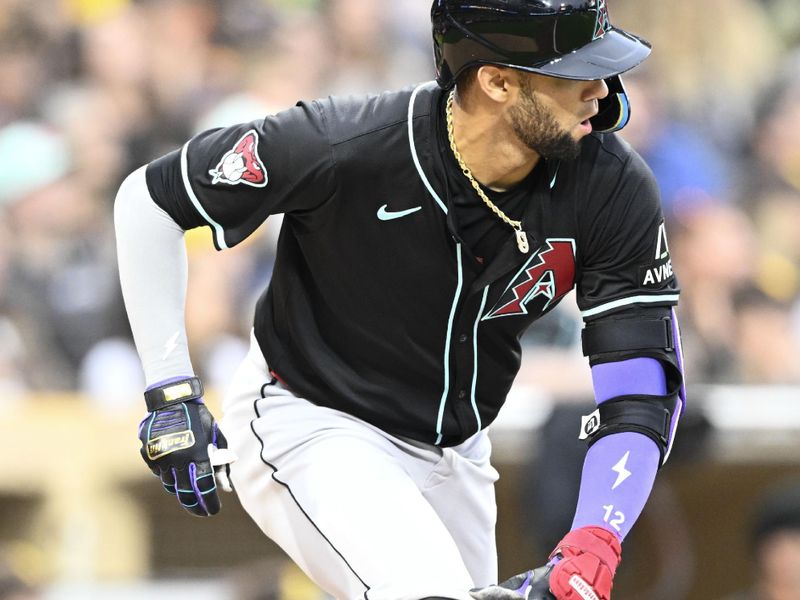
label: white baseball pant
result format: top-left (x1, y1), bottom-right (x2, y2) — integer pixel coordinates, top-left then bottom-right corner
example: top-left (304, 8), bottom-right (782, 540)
top-left (221, 332), bottom-right (499, 600)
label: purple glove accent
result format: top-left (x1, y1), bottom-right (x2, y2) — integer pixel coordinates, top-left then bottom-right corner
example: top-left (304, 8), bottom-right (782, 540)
top-left (146, 375), bottom-right (195, 392)
top-left (149, 413), bottom-right (185, 433)
top-left (189, 462), bottom-right (210, 515)
top-left (591, 358), bottom-right (666, 403)
top-left (546, 555), bottom-right (562, 567)
top-left (514, 571), bottom-right (534, 595)
top-left (570, 432), bottom-right (660, 541)
top-left (137, 414), bottom-right (151, 437)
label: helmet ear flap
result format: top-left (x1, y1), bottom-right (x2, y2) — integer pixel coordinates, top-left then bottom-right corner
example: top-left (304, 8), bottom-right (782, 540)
top-left (590, 75), bottom-right (631, 133)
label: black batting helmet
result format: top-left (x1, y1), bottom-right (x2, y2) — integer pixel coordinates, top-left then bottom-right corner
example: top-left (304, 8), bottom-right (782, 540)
top-left (431, 0), bottom-right (651, 132)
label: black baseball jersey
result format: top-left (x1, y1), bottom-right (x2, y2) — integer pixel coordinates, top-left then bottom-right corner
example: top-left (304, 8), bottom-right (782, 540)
top-left (145, 82), bottom-right (679, 446)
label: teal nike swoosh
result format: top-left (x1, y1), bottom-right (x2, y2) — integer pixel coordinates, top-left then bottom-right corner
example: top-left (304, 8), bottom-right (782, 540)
top-left (377, 204), bottom-right (422, 221)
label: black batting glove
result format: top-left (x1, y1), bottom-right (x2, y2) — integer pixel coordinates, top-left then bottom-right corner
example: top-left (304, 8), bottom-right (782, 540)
top-left (470, 566), bottom-right (556, 600)
top-left (138, 377), bottom-right (237, 517)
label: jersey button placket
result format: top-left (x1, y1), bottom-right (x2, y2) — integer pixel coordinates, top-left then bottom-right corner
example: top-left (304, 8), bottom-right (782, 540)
top-left (450, 297), bottom-right (480, 441)
top-left (453, 322), bottom-right (473, 405)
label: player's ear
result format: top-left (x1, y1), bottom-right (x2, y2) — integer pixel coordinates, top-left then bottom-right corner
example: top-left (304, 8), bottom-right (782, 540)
top-left (474, 65), bottom-right (515, 105)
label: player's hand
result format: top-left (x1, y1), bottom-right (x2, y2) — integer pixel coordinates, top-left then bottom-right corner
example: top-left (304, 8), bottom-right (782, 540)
top-left (138, 399), bottom-right (237, 517)
top-left (546, 526), bottom-right (622, 600)
top-left (470, 526), bottom-right (621, 600)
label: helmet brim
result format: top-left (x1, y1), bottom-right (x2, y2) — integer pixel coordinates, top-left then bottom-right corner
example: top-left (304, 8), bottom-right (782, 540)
top-left (513, 28), bottom-right (651, 81)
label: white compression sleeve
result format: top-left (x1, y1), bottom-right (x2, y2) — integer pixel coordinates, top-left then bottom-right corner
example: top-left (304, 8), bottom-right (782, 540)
top-left (114, 165), bottom-right (195, 386)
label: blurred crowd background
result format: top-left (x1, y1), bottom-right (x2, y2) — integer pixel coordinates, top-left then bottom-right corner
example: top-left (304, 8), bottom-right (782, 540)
top-left (1, 0), bottom-right (800, 599)
top-left (2, 0), bottom-right (800, 399)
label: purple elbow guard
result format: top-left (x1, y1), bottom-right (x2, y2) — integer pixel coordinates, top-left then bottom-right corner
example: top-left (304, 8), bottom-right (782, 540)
top-left (571, 310), bottom-right (686, 539)
top-left (583, 309), bottom-right (686, 465)
top-left (592, 357), bottom-right (666, 402)
top-left (665, 307), bottom-right (686, 461)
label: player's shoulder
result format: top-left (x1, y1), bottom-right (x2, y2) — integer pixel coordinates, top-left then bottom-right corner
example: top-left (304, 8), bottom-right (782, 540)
top-left (313, 82), bottom-right (437, 146)
top-left (561, 131), bottom-right (662, 232)
top-left (580, 133), bottom-right (652, 180)
top-left (564, 131), bottom-right (657, 205)
top-left (580, 131), bottom-right (651, 178)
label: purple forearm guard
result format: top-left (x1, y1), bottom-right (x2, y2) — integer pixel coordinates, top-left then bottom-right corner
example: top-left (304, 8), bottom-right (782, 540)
top-left (570, 358), bottom-right (668, 540)
top-left (570, 431), bottom-right (660, 540)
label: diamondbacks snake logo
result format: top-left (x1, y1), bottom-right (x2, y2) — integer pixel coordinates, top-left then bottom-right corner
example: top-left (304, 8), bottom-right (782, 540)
top-left (484, 238), bottom-right (576, 320)
top-left (593, 0), bottom-right (610, 40)
top-left (209, 130), bottom-right (268, 188)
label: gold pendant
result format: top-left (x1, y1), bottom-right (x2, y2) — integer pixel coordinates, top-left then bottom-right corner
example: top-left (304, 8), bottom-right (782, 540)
top-left (515, 230), bottom-right (530, 254)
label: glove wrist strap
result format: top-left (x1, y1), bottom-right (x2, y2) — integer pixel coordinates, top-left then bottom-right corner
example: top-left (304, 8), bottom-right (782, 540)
top-left (550, 526), bottom-right (622, 572)
top-left (144, 376), bottom-right (204, 412)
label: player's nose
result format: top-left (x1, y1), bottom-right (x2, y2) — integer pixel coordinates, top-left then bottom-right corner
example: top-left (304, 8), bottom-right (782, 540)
top-left (582, 78), bottom-right (609, 102)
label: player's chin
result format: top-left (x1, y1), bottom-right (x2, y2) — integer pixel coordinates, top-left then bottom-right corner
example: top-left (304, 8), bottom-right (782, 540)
top-left (541, 138), bottom-right (582, 161)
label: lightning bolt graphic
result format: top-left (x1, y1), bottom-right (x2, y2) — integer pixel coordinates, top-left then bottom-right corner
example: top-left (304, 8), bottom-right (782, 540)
top-left (611, 451), bottom-right (632, 490)
top-left (161, 331), bottom-right (181, 361)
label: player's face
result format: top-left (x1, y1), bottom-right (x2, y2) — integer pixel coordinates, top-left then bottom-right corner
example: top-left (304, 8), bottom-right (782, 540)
top-left (508, 72), bottom-right (608, 160)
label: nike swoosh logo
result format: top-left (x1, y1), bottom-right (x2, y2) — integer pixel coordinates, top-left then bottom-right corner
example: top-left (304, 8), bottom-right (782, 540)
top-left (377, 204), bottom-right (422, 221)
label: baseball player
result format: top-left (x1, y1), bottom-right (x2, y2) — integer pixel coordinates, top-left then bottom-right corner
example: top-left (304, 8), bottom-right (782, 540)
top-left (115, 1), bottom-right (685, 599)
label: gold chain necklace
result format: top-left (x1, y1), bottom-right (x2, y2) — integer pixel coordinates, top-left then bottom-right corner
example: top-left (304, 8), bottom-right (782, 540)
top-left (445, 90), bottom-right (529, 254)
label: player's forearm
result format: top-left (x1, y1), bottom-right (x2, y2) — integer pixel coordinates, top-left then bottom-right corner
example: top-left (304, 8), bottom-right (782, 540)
top-left (114, 165), bottom-right (194, 386)
top-left (571, 357), bottom-right (671, 540)
top-left (570, 430), bottom-right (660, 540)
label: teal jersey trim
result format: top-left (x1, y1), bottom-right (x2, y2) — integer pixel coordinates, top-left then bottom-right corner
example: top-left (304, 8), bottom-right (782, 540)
top-left (581, 293), bottom-right (680, 319)
top-left (180, 142), bottom-right (229, 250)
top-left (435, 243), bottom-right (464, 445)
top-left (549, 161), bottom-right (560, 189)
top-left (470, 286), bottom-right (490, 432)
top-left (408, 83), bottom-right (448, 215)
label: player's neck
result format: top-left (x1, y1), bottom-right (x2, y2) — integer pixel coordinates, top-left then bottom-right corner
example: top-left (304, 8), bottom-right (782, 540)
top-left (449, 98), bottom-right (541, 192)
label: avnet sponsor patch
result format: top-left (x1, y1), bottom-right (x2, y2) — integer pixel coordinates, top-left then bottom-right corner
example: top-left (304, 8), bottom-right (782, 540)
top-left (640, 258), bottom-right (674, 286)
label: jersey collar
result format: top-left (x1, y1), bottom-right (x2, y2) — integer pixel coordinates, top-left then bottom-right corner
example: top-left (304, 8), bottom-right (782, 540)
top-left (407, 81), bottom-right (564, 290)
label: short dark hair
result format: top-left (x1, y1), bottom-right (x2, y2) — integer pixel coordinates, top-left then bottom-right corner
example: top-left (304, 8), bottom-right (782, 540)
top-left (454, 65), bottom-right (480, 97)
